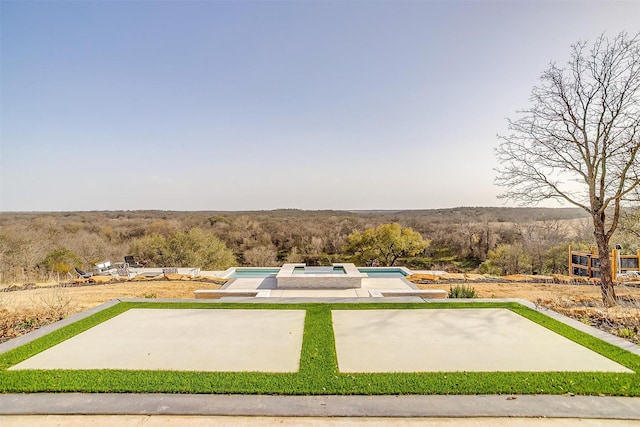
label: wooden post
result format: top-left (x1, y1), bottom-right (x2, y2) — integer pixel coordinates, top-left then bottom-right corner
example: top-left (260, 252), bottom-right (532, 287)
top-left (568, 245), bottom-right (573, 276)
top-left (611, 247), bottom-right (618, 281)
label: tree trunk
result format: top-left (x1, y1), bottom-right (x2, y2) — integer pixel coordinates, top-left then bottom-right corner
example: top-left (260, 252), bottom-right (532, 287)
top-left (593, 215), bottom-right (617, 306)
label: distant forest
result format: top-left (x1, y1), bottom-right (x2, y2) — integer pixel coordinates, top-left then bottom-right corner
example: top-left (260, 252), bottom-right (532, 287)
top-left (2, 207), bottom-right (637, 284)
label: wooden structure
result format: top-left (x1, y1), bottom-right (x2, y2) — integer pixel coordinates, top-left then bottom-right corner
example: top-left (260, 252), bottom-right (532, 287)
top-left (569, 246), bottom-right (640, 279)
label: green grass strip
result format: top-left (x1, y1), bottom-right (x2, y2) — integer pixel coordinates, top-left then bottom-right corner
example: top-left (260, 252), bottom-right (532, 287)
top-left (0, 301), bottom-right (638, 396)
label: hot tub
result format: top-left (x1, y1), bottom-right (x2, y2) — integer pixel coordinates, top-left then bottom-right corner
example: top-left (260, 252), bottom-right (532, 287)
top-left (276, 263), bottom-right (365, 289)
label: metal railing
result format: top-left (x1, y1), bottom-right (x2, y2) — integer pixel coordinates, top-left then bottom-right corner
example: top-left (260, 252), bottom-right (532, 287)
top-left (569, 246), bottom-right (640, 279)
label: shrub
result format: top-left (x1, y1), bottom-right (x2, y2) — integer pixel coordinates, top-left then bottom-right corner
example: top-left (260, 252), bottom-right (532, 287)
top-left (448, 285), bottom-right (478, 298)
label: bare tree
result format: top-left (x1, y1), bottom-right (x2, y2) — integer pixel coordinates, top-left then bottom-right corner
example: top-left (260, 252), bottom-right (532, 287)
top-left (496, 32), bottom-right (640, 306)
top-left (619, 207), bottom-right (640, 240)
top-left (243, 245), bottom-right (279, 267)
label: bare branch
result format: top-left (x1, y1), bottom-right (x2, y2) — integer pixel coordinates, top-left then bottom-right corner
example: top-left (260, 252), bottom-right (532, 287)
top-left (495, 32), bottom-right (640, 305)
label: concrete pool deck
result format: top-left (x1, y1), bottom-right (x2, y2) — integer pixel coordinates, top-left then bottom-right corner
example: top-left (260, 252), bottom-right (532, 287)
top-left (221, 276), bottom-right (416, 291)
top-left (201, 276), bottom-right (448, 299)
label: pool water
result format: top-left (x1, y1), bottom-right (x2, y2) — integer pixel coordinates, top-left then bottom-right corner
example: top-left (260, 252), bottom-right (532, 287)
top-left (230, 268), bottom-right (280, 278)
top-left (358, 268), bottom-right (408, 278)
top-left (292, 266), bottom-right (346, 275)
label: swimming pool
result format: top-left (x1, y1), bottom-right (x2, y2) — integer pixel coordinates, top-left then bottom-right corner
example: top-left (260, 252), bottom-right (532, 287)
top-left (228, 266), bottom-right (410, 279)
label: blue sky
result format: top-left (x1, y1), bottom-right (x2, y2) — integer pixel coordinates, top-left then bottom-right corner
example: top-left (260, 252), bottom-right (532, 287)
top-left (1, 1), bottom-right (638, 211)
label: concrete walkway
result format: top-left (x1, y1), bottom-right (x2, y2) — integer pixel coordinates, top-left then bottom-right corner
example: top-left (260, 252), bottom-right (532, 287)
top-left (2, 394), bottom-right (640, 423)
top-left (2, 415), bottom-right (639, 426)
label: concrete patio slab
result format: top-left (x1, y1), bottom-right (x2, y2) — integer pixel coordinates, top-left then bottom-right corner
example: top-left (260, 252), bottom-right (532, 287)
top-left (332, 309), bottom-right (633, 373)
top-left (10, 309), bottom-right (306, 372)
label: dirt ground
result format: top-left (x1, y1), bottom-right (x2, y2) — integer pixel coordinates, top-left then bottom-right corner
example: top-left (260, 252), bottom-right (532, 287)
top-left (2, 279), bottom-right (639, 311)
top-left (416, 281), bottom-right (640, 302)
top-left (1, 280), bottom-right (639, 344)
top-left (0, 280), bottom-right (222, 312)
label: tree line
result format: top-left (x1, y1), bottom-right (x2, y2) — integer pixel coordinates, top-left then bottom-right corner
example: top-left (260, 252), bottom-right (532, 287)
top-left (2, 207), bottom-right (637, 284)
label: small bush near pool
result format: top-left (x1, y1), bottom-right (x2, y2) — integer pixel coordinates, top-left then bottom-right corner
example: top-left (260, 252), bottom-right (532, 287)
top-left (448, 284), bottom-right (478, 298)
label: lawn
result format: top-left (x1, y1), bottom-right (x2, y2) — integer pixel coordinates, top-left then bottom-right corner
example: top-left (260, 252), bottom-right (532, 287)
top-left (0, 301), bottom-right (638, 396)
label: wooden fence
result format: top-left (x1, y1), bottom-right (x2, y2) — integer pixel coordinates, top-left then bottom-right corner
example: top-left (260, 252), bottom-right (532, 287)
top-left (569, 246), bottom-right (640, 279)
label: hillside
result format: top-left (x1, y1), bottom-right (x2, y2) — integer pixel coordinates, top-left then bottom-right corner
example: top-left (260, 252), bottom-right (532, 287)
top-left (0, 206), bottom-right (612, 285)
